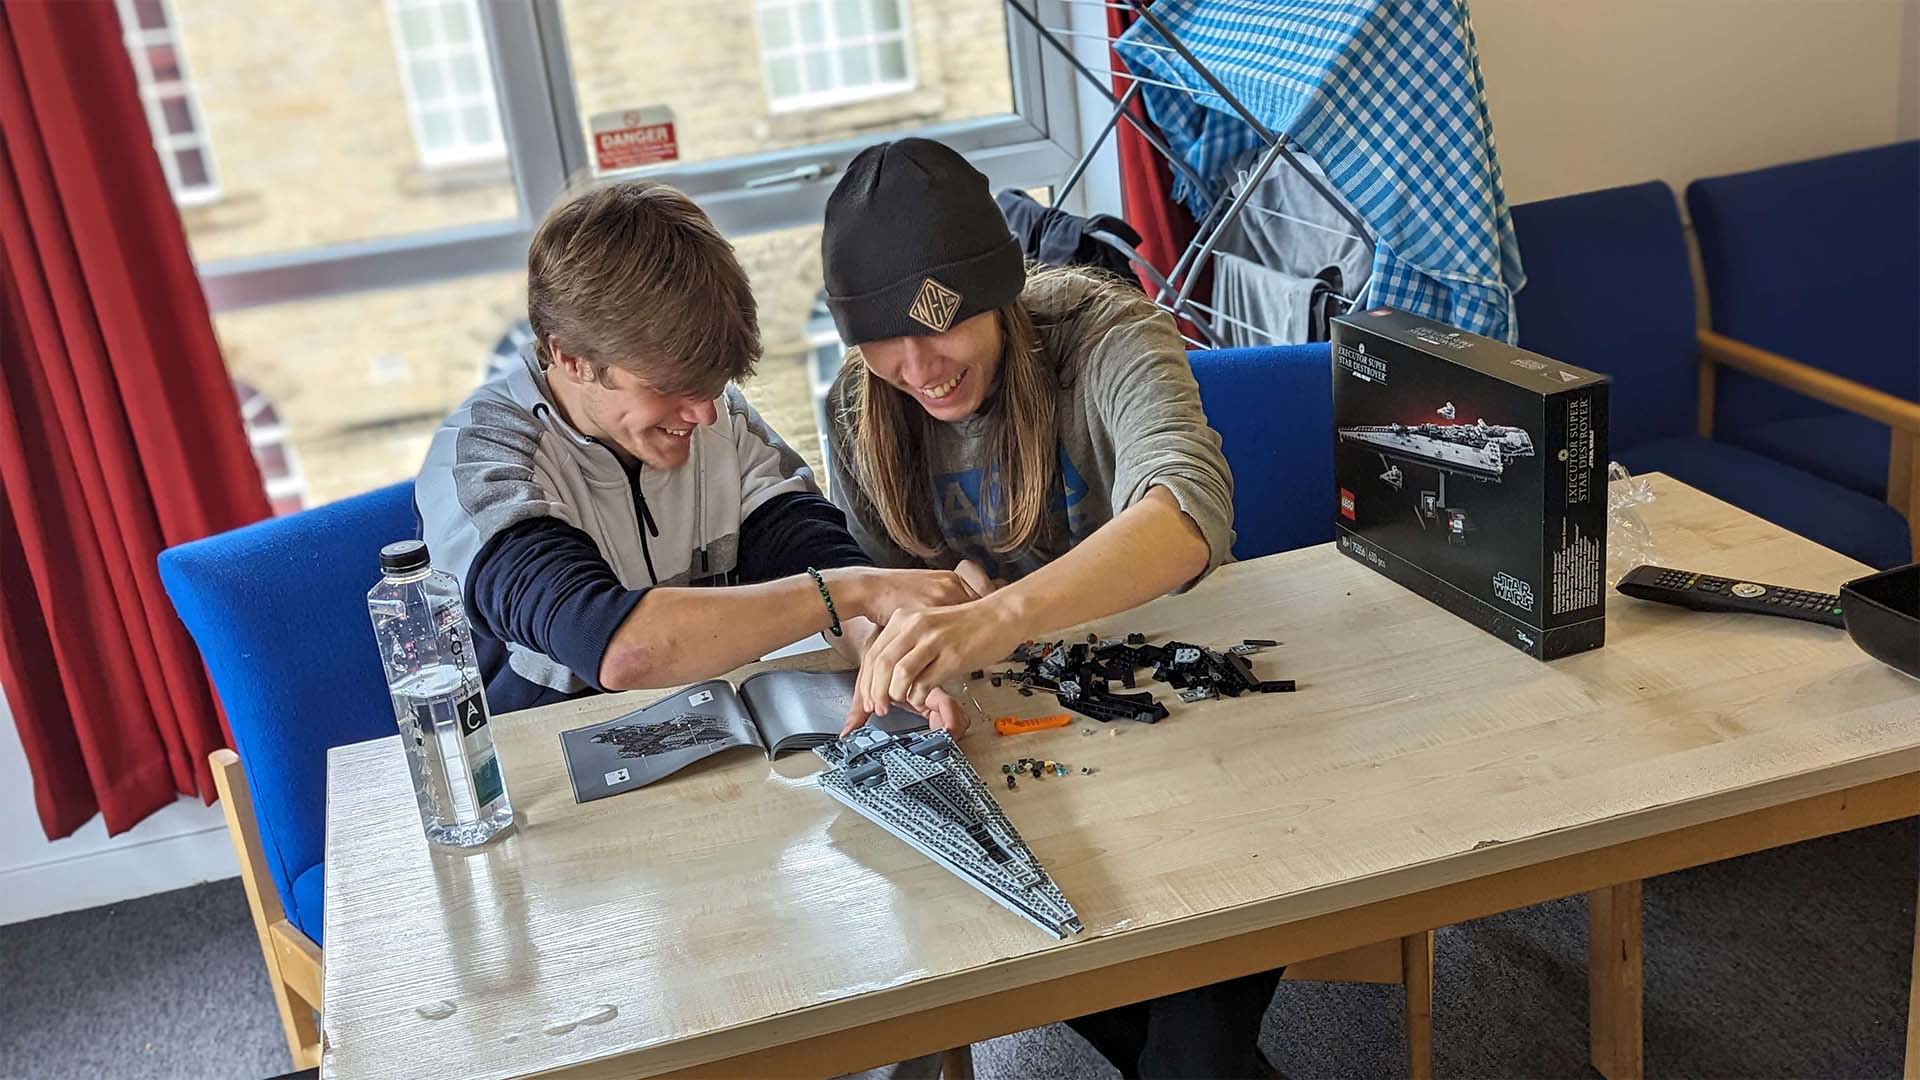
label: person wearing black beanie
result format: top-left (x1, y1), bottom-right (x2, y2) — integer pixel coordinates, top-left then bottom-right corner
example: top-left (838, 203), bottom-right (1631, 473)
top-left (822, 140), bottom-right (1276, 1079)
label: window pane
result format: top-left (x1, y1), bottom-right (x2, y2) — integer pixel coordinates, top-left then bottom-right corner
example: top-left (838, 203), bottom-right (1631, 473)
top-left (795, 1), bottom-right (825, 45)
top-left (175, 146), bottom-right (210, 187)
top-left (563, 0), bottom-right (1004, 160)
top-left (730, 222), bottom-right (832, 485)
top-left (758, 6), bottom-right (792, 49)
top-left (461, 103), bottom-right (494, 144)
top-left (449, 55), bottom-right (484, 95)
top-left (420, 109), bottom-right (455, 150)
top-left (410, 58), bottom-right (446, 100)
top-left (802, 49), bottom-right (832, 93)
top-left (876, 40), bottom-right (907, 81)
top-left (210, 272), bottom-right (525, 505)
top-left (869, 0), bottom-right (901, 32)
top-left (255, 441), bottom-right (291, 476)
top-left (147, 44), bottom-right (181, 83)
top-left (160, 94), bottom-right (195, 135)
top-left (831, 0), bottom-right (866, 36)
top-left (837, 44), bottom-right (871, 86)
top-left (146, 3), bottom-right (516, 256)
top-left (438, 3), bottom-right (474, 45)
top-left (399, 4), bottom-right (437, 46)
top-left (767, 55), bottom-right (802, 100)
top-left (133, 0), bottom-right (168, 31)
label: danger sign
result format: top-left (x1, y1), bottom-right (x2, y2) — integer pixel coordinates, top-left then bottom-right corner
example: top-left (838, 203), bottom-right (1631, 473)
top-left (591, 107), bottom-right (679, 173)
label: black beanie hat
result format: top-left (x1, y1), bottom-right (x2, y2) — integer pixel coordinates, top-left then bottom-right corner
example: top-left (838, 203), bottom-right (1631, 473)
top-left (822, 138), bottom-right (1026, 345)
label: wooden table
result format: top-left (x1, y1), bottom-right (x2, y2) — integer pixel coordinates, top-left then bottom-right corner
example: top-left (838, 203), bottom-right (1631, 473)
top-left (320, 475), bottom-right (1919, 1079)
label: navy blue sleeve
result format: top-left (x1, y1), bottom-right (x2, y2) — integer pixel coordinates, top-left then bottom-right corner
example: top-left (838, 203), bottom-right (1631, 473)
top-left (466, 517), bottom-right (647, 692)
top-left (735, 491), bottom-right (873, 584)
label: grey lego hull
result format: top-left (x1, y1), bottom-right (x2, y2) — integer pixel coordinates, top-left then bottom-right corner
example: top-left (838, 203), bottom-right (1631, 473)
top-left (817, 729), bottom-right (1082, 940)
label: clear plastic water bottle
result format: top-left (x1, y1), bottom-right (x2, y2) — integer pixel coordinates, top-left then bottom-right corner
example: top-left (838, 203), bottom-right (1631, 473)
top-left (367, 540), bottom-right (514, 848)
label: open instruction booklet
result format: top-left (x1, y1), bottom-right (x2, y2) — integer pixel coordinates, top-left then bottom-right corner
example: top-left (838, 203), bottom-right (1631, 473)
top-left (558, 670), bottom-right (927, 803)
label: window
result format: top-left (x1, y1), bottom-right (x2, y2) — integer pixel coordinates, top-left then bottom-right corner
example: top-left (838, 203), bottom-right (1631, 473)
top-left (233, 381), bottom-right (307, 516)
top-left (755, 0), bottom-right (915, 112)
top-left (115, 0), bottom-right (219, 204)
top-left (387, 0), bottom-right (507, 166)
top-left (181, 1), bottom-right (1072, 508)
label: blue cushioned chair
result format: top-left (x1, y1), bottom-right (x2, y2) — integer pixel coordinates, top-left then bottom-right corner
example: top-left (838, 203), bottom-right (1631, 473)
top-left (1186, 343), bottom-right (1436, 1077)
top-left (1685, 141), bottom-right (1920, 552)
top-left (1510, 182), bottom-right (1911, 569)
top-left (158, 481), bottom-right (415, 1070)
top-left (1188, 344), bottom-right (1336, 559)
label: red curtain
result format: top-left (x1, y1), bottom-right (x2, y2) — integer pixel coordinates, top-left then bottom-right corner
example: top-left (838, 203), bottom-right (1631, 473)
top-left (0, 1), bottom-right (270, 839)
top-left (1106, 4), bottom-right (1205, 335)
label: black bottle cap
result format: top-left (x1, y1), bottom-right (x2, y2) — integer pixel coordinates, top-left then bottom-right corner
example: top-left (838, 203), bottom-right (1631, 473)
top-left (379, 540), bottom-right (431, 575)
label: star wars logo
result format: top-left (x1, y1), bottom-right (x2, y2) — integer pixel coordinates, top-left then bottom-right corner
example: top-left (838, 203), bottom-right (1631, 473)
top-left (1491, 571), bottom-right (1536, 612)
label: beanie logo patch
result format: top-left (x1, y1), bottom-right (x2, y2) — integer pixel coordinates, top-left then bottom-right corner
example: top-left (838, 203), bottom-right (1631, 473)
top-left (907, 277), bottom-right (962, 333)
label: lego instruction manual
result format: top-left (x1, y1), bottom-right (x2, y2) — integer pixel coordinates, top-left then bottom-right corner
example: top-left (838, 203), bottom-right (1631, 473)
top-left (558, 670), bottom-right (925, 802)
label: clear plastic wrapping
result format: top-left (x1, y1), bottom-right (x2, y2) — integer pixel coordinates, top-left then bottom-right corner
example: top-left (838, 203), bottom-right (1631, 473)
top-left (1605, 462), bottom-right (1658, 588)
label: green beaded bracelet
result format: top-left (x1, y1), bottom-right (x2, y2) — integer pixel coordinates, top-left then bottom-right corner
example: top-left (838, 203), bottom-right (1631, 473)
top-left (805, 566), bottom-right (842, 637)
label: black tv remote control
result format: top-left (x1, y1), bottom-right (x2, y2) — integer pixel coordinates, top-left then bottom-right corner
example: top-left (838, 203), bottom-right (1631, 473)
top-left (1615, 565), bottom-right (1845, 628)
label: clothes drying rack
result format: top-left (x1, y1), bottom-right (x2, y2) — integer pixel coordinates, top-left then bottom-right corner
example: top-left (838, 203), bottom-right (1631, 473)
top-left (1005, 0), bottom-right (1377, 348)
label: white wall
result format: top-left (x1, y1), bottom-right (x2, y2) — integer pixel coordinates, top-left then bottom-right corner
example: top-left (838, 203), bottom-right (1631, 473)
top-left (0, 689), bottom-right (237, 926)
top-left (1470, 0), bottom-right (1911, 209)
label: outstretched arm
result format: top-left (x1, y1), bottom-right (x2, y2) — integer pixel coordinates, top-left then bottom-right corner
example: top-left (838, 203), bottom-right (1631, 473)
top-left (848, 485), bottom-right (1207, 720)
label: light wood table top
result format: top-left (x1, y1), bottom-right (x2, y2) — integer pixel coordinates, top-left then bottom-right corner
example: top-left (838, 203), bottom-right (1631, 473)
top-left (320, 475), bottom-right (1919, 1079)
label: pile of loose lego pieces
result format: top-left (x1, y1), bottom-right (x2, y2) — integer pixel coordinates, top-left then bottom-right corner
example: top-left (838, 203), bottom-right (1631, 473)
top-left (1000, 757), bottom-right (1094, 790)
top-left (978, 632), bottom-right (1295, 727)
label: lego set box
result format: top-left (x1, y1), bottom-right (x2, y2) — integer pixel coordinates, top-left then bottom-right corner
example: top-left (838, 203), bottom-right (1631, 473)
top-left (1331, 308), bottom-right (1610, 660)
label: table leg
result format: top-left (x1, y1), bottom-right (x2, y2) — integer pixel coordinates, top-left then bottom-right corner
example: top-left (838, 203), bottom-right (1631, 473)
top-left (941, 1045), bottom-right (974, 1080)
top-left (1589, 881), bottom-right (1644, 1080)
top-left (1402, 930), bottom-right (1435, 1080)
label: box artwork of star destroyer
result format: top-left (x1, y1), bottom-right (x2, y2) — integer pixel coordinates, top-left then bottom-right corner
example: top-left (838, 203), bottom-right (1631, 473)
top-left (1332, 308), bottom-right (1609, 660)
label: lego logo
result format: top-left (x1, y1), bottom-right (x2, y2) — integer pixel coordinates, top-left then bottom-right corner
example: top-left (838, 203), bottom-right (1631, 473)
top-left (1339, 488), bottom-right (1356, 520)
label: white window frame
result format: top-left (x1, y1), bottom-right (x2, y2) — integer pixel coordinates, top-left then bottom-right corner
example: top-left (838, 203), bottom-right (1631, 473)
top-left (115, 0), bottom-right (220, 206)
top-left (756, 0), bottom-right (918, 114)
top-left (386, 0), bottom-right (509, 167)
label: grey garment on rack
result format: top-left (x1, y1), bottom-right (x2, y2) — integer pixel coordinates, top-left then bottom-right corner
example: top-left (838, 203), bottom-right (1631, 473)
top-left (1210, 251), bottom-right (1332, 347)
top-left (1214, 146), bottom-right (1372, 311)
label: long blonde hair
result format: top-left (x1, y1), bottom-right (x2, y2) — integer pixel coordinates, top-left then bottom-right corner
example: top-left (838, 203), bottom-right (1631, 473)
top-left (842, 265), bottom-right (1160, 558)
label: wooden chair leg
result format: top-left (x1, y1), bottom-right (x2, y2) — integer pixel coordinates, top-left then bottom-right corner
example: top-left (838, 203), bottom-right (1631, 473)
top-left (212, 749), bottom-right (324, 1070)
top-left (940, 1044), bottom-right (975, 1080)
top-left (1589, 881), bottom-right (1645, 1080)
top-left (1402, 930), bottom-right (1435, 1080)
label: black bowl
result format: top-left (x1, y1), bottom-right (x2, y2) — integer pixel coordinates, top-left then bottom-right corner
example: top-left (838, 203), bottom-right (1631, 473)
top-left (1840, 563), bottom-right (1919, 680)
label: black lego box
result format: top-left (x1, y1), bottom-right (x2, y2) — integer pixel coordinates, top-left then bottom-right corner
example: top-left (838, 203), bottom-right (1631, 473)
top-left (1331, 308), bottom-right (1609, 660)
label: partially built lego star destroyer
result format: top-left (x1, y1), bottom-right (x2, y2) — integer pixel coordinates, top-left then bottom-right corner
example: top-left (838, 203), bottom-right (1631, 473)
top-left (815, 726), bottom-right (1082, 939)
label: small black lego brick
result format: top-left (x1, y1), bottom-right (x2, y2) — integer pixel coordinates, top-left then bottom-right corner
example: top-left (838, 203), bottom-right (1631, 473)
top-left (1018, 687), bottom-right (1034, 697)
top-left (1125, 632), bottom-right (1146, 645)
top-left (969, 669), bottom-right (985, 681)
top-left (1006, 774), bottom-right (1016, 790)
top-left (990, 675), bottom-right (1003, 687)
top-left (1260, 680), bottom-right (1297, 693)
top-left (1030, 762), bottom-right (1044, 779)
top-left (1243, 638), bottom-right (1278, 647)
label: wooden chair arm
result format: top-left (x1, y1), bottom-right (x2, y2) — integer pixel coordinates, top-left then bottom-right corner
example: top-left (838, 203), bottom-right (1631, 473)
top-left (1698, 330), bottom-right (1920, 434)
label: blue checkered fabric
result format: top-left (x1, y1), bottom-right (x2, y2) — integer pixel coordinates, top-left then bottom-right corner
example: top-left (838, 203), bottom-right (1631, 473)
top-left (1114, 0), bottom-right (1526, 342)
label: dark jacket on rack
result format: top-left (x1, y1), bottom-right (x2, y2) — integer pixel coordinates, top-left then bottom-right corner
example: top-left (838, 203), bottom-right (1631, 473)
top-left (995, 188), bottom-right (1142, 283)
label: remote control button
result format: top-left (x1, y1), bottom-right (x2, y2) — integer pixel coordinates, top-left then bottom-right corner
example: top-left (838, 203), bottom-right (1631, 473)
top-left (1731, 582), bottom-right (1766, 598)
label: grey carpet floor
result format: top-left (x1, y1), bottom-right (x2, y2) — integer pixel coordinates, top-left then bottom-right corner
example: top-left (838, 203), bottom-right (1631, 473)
top-left (3, 818), bottom-right (1913, 1080)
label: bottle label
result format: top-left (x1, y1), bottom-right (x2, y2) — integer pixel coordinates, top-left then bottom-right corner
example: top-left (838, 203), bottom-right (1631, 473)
top-left (418, 689), bottom-right (494, 818)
